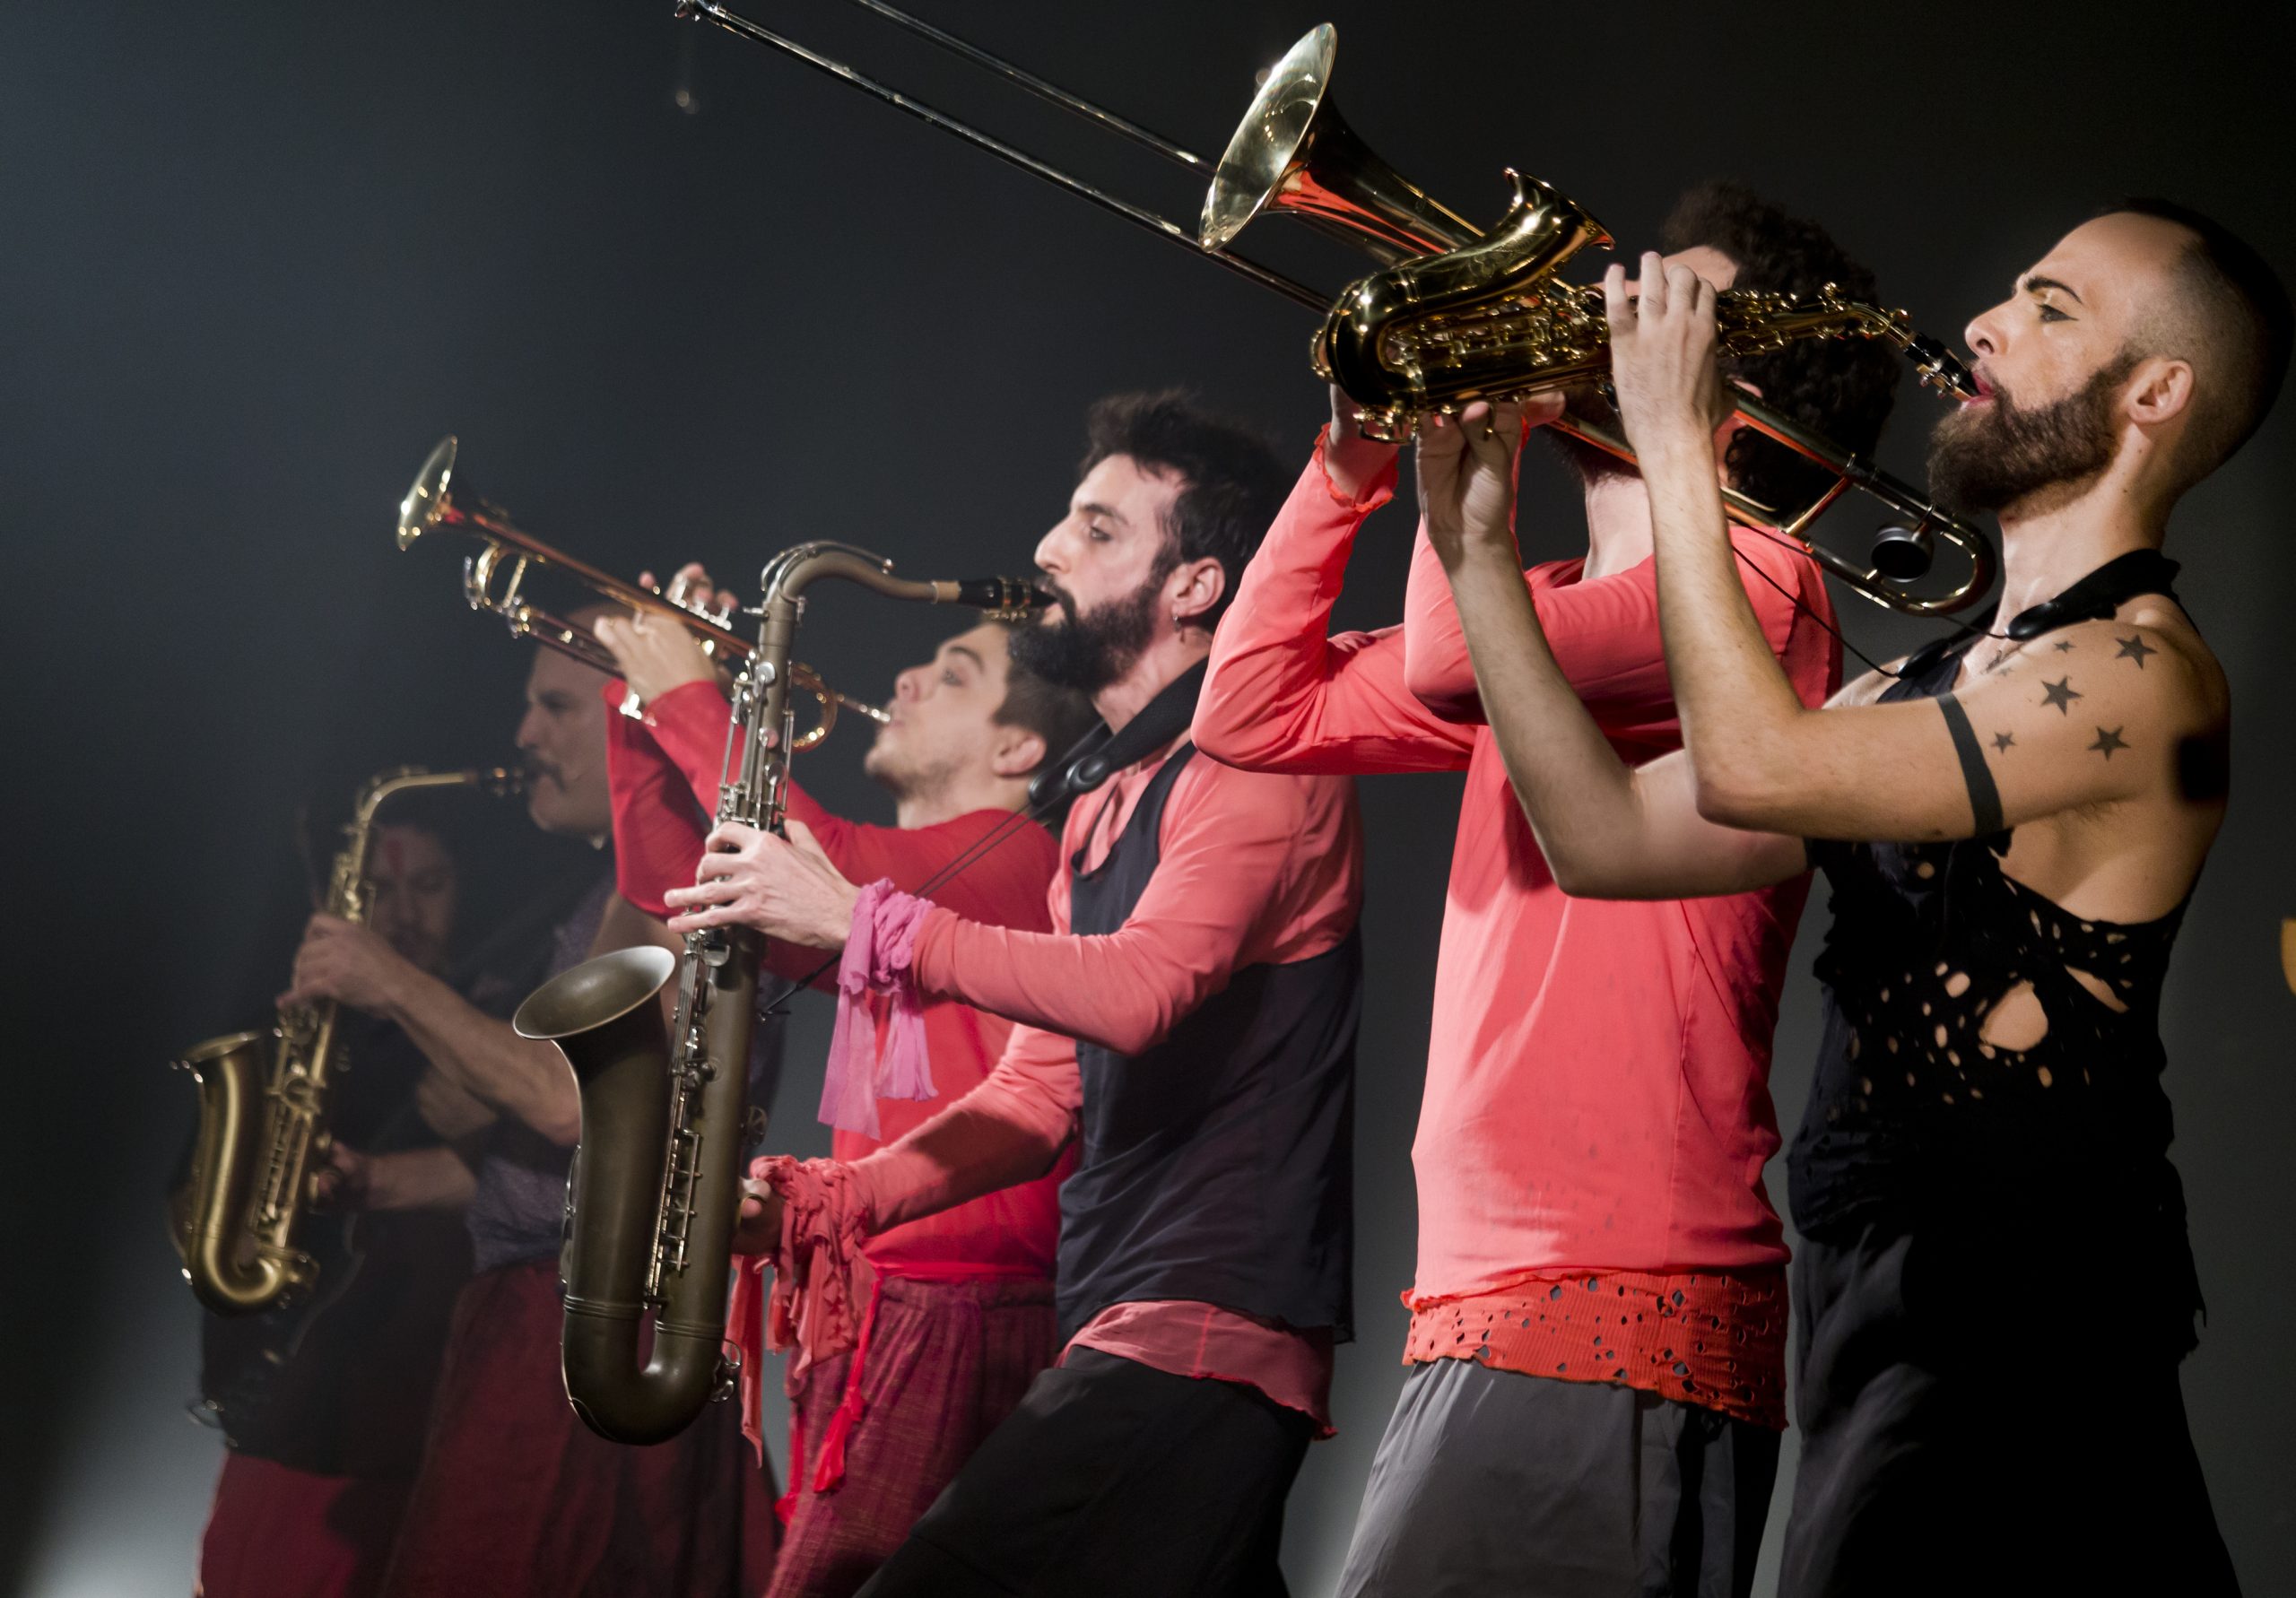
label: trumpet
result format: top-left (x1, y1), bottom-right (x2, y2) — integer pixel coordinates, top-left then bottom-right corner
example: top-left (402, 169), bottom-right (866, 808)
top-left (516, 543), bottom-right (1044, 1444)
top-left (396, 437), bottom-right (894, 746)
top-left (676, 3), bottom-right (1996, 616)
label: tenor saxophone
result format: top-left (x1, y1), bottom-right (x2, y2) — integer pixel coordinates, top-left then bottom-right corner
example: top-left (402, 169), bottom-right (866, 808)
top-left (517, 544), bottom-right (1039, 1444)
top-left (173, 764), bottom-right (524, 1316)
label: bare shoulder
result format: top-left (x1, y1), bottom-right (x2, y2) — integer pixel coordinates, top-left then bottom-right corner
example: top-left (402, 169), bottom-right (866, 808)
top-left (1988, 604), bottom-right (2226, 736)
top-left (2118, 594), bottom-right (2228, 718)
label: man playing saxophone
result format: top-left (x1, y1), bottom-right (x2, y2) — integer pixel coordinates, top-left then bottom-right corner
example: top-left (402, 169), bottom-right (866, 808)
top-left (669, 393), bottom-right (1364, 1598)
top-left (1419, 200), bottom-right (2282, 1594)
top-left (194, 805), bottom-right (476, 1598)
top-left (1192, 184), bottom-right (1898, 1596)
top-left (290, 617), bottom-right (778, 1598)
top-left (592, 569), bottom-right (1094, 1598)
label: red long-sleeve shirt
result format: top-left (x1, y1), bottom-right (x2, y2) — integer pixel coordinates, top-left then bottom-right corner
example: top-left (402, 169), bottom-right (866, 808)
top-left (603, 678), bottom-right (1068, 1279)
top-left (1191, 433), bottom-right (1838, 1427)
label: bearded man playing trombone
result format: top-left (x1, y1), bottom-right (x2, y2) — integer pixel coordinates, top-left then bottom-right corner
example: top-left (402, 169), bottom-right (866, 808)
top-left (1422, 200), bottom-right (2283, 1594)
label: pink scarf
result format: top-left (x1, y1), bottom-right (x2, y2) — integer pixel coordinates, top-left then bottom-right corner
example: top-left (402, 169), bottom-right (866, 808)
top-left (817, 879), bottom-right (937, 1139)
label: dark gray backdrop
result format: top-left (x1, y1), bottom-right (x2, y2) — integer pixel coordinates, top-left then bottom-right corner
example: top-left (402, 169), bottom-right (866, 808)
top-left (4, 3), bottom-right (2290, 1593)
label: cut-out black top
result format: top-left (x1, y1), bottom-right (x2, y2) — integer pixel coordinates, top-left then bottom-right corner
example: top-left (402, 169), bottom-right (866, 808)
top-left (1788, 569), bottom-right (2203, 1352)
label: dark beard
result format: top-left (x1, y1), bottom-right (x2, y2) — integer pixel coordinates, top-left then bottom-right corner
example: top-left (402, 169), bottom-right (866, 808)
top-left (1541, 386), bottom-right (1636, 488)
top-left (1006, 577), bottom-right (1162, 695)
top-left (1927, 352), bottom-right (2135, 515)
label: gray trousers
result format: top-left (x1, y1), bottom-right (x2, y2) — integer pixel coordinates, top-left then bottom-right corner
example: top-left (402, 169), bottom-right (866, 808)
top-left (1336, 1359), bottom-right (1780, 1598)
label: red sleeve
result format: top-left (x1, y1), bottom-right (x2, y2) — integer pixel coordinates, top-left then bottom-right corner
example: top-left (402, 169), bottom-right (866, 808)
top-left (908, 757), bottom-right (1357, 1057)
top-left (1192, 431), bottom-right (1479, 777)
top-left (849, 1021), bottom-right (1083, 1232)
top-left (604, 681), bottom-right (713, 921)
top-left (1404, 519), bottom-right (1814, 741)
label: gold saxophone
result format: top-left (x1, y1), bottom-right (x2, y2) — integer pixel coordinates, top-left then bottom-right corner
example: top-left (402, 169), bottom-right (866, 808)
top-left (516, 544), bottom-right (1040, 1444)
top-left (174, 764), bottom-right (524, 1316)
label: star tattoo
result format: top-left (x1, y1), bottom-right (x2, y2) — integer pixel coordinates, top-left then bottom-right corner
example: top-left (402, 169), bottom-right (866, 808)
top-left (2040, 677), bottom-right (2083, 715)
top-left (2115, 634), bottom-right (2158, 669)
top-left (2089, 725), bottom-right (2129, 760)
top-left (2053, 639), bottom-right (2077, 653)
top-left (1992, 732), bottom-right (2017, 753)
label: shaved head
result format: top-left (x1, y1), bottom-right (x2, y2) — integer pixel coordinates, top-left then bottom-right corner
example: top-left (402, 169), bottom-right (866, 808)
top-left (2101, 199), bottom-right (2291, 489)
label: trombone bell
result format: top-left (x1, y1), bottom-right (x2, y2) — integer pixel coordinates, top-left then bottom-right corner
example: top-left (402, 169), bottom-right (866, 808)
top-left (1200, 24), bottom-right (1477, 266)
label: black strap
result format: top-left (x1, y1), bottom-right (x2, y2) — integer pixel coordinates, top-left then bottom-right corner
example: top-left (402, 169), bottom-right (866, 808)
top-left (2004, 549), bottom-right (2181, 640)
top-left (1027, 660), bottom-right (1207, 812)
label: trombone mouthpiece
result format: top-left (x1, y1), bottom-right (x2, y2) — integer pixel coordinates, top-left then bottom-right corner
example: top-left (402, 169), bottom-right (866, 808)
top-left (1906, 335), bottom-right (1978, 400)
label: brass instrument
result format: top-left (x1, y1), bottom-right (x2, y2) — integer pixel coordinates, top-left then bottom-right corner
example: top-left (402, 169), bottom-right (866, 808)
top-left (515, 543), bottom-right (1042, 1445)
top-left (676, 4), bottom-right (1995, 614)
top-left (175, 764), bottom-right (524, 1316)
top-left (396, 436), bottom-right (886, 745)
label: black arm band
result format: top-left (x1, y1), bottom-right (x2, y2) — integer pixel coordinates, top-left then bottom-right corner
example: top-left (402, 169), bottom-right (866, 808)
top-left (1935, 692), bottom-right (2004, 836)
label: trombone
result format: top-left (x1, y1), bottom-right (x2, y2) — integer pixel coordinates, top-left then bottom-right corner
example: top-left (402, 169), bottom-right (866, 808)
top-left (396, 436), bottom-right (890, 745)
top-left (675, 2), bottom-right (1996, 616)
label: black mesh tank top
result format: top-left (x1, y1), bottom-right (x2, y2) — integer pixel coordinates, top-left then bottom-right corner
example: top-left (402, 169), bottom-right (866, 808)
top-left (1788, 554), bottom-right (2203, 1349)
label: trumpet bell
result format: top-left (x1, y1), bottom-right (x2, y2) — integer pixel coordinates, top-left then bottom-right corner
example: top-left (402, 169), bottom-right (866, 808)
top-left (398, 436), bottom-right (459, 551)
top-left (1199, 23), bottom-right (1474, 266)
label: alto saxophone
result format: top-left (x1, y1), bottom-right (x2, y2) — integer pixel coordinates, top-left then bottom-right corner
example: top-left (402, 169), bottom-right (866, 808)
top-left (174, 764), bottom-right (524, 1316)
top-left (517, 544), bottom-right (1040, 1444)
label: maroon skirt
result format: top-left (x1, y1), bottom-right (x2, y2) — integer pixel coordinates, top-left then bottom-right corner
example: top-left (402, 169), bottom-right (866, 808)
top-left (379, 1258), bottom-right (778, 1598)
top-left (197, 1453), bottom-right (411, 1598)
top-left (769, 1272), bottom-right (1057, 1598)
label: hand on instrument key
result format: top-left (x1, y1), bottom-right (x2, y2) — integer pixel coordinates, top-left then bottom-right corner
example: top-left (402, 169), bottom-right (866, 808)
top-left (281, 914), bottom-right (416, 1016)
top-left (591, 562), bottom-right (731, 706)
top-left (663, 817), bottom-right (859, 951)
top-left (1417, 396), bottom-right (1552, 571)
top-left (1601, 253), bottom-right (1733, 450)
top-left (731, 1177), bottom-right (784, 1255)
top-left (309, 1142), bottom-right (373, 1212)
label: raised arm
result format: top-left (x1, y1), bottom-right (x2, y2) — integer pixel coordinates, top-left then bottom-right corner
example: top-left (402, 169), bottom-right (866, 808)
top-left (1604, 256), bottom-right (2224, 847)
top-left (1192, 398), bottom-right (1478, 777)
top-left (1419, 404), bottom-right (1809, 899)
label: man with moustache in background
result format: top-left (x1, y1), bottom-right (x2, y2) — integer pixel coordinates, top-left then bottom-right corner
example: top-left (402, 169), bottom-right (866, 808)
top-left (283, 612), bottom-right (778, 1598)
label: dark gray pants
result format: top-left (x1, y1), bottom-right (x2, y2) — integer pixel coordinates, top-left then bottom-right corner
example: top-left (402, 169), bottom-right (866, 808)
top-left (855, 1348), bottom-right (1311, 1598)
top-left (1780, 1225), bottom-right (2238, 1597)
top-left (1336, 1359), bottom-right (1781, 1598)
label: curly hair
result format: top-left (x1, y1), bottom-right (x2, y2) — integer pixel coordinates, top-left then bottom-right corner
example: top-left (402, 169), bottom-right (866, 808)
top-left (1661, 181), bottom-right (1903, 516)
top-left (1079, 390), bottom-right (1289, 631)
